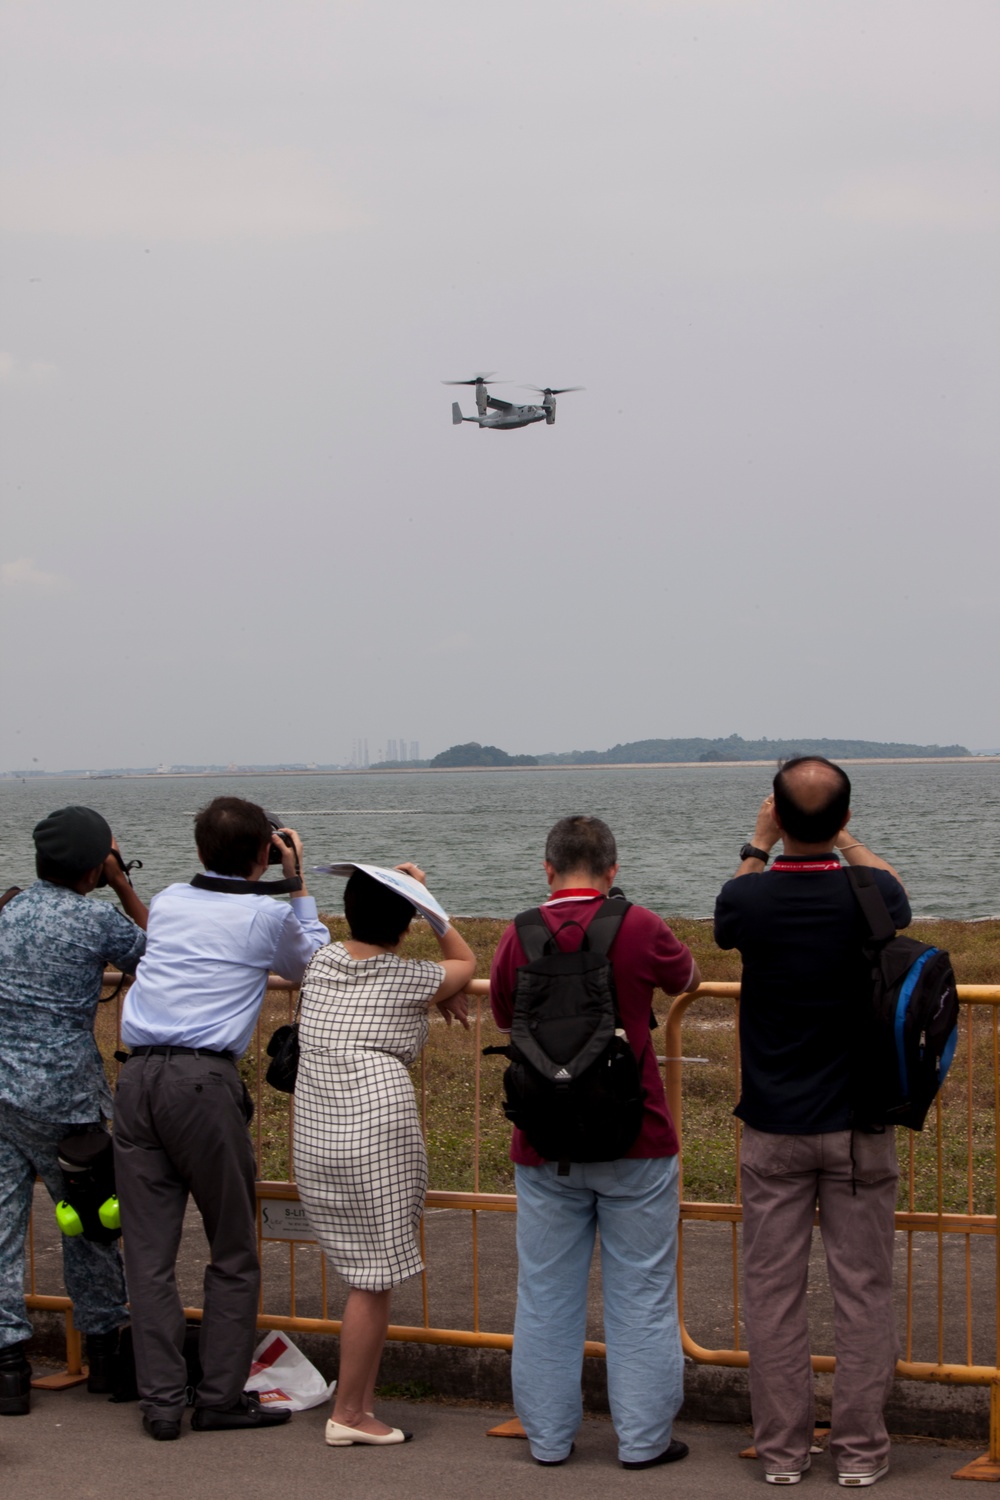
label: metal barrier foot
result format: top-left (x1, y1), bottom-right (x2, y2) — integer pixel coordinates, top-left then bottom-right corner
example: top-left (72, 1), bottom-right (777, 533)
top-left (953, 1381), bottom-right (1000, 1481)
top-left (30, 1368), bottom-right (89, 1391)
top-left (952, 1454), bottom-right (1000, 1481)
top-left (29, 1309), bottom-right (87, 1390)
top-left (488, 1418), bottom-right (527, 1438)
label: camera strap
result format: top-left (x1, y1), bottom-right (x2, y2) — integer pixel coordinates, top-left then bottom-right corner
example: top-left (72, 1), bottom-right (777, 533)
top-left (190, 873), bottom-right (303, 896)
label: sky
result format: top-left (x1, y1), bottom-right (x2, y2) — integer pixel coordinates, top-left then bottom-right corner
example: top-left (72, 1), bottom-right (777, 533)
top-left (1, 0), bottom-right (998, 769)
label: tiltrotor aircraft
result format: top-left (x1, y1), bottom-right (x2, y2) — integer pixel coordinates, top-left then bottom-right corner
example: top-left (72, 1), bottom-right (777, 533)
top-left (444, 373), bottom-right (583, 430)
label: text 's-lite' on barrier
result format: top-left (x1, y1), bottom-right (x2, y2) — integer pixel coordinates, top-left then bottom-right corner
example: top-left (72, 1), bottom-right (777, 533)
top-left (23, 971), bottom-right (1000, 1480)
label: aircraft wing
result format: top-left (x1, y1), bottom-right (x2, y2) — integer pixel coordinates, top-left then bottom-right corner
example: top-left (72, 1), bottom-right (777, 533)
top-left (486, 395), bottom-right (513, 411)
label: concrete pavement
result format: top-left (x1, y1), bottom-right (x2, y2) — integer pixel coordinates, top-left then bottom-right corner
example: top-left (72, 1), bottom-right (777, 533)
top-left (1, 1380), bottom-right (986, 1500)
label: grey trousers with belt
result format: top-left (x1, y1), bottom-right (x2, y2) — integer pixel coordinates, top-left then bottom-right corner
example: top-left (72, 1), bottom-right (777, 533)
top-left (740, 1125), bottom-right (899, 1478)
top-left (113, 1051), bottom-right (260, 1422)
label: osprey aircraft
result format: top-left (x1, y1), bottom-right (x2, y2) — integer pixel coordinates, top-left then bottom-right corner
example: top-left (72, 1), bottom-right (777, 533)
top-left (444, 373), bottom-right (583, 430)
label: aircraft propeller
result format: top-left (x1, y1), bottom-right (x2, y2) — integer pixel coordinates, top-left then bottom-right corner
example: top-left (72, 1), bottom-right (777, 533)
top-left (522, 385), bottom-right (585, 396)
top-left (441, 372), bottom-right (500, 386)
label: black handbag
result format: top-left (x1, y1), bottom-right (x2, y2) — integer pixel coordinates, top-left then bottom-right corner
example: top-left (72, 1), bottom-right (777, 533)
top-left (265, 992), bottom-right (302, 1094)
top-left (265, 1023), bottom-right (300, 1093)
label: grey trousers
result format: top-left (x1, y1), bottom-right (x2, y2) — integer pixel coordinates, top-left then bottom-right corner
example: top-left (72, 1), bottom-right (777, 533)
top-left (113, 1051), bottom-right (260, 1422)
top-left (740, 1126), bottom-right (899, 1478)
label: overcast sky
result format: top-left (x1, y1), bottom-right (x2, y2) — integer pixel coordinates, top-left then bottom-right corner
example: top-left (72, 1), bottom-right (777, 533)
top-left (2, 0), bottom-right (998, 769)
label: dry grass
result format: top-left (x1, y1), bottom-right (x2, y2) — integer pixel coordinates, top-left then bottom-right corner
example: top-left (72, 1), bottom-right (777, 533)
top-left (98, 916), bottom-right (1000, 1210)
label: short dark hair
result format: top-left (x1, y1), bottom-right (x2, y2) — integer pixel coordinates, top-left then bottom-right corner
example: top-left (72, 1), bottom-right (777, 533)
top-left (544, 815), bottom-right (618, 877)
top-left (773, 757), bottom-right (851, 844)
top-left (35, 854), bottom-right (91, 886)
top-left (194, 797), bottom-right (273, 877)
top-left (343, 869), bottom-right (415, 946)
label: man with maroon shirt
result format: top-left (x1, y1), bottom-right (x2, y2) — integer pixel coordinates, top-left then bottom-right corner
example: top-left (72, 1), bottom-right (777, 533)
top-left (489, 815), bottom-right (700, 1470)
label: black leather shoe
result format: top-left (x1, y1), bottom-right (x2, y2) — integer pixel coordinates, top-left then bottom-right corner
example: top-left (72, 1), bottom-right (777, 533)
top-left (0, 1342), bottom-right (32, 1417)
top-left (621, 1439), bottom-right (690, 1470)
top-left (86, 1330), bottom-right (120, 1394)
top-left (143, 1415), bottom-right (182, 1441)
top-left (191, 1394), bottom-right (291, 1431)
top-left (534, 1443), bottom-right (575, 1466)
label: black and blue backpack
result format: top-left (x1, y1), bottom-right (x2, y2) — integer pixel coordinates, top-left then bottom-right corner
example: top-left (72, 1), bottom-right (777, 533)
top-left (847, 865), bottom-right (958, 1131)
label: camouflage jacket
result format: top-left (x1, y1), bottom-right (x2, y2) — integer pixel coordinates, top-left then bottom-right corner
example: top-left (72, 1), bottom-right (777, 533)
top-left (0, 882), bottom-right (145, 1123)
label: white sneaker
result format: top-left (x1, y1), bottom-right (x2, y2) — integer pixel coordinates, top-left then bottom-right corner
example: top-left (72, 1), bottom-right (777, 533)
top-left (837, 1460), bottom-right (889, 1487)
top-left (765, 1455), bottom-right (811, 1484)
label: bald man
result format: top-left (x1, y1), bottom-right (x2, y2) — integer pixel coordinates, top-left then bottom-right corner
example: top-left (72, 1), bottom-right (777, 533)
top-left (714, 757), bottom-right (909, 1489)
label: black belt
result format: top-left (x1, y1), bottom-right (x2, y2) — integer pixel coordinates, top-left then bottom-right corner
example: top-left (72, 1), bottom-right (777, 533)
top-left (123, 1045), bottom-right (235, 1062)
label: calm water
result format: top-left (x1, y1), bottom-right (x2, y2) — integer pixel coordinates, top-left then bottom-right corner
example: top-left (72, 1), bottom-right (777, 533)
top-left (1, 762), bottom-right (997, 921)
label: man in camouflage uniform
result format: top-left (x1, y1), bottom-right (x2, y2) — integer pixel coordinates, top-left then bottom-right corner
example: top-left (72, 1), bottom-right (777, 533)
top-left (0, 807), bottom-right (147, 1415)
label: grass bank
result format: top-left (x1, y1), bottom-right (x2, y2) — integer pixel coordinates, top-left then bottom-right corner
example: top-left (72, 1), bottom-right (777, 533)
top-left (101, 916), bottom-right (1000, 1213)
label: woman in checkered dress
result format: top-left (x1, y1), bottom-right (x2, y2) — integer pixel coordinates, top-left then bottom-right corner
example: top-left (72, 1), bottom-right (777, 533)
top-left (294, 864), bottom-right (475, 1447)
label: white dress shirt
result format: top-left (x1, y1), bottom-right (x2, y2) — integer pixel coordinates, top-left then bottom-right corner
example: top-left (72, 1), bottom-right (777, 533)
top-left (121, 877), bottom-right (329, 1057)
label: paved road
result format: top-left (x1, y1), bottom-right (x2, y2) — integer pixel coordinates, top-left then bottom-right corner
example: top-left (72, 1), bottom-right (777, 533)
top-left (1, 1383), bottom-right (986, 1500)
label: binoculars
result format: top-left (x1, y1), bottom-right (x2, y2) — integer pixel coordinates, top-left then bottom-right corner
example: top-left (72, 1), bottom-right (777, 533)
top-left (54, 1129), bottom-right (122, 1245)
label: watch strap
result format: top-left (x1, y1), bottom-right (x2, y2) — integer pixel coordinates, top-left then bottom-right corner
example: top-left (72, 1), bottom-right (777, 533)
top-left (739, 843), bottom-right (770, 866)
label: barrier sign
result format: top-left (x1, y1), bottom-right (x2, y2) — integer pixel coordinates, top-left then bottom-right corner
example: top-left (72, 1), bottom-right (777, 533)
top-left (260, 1199), bottom-right (315, 1242)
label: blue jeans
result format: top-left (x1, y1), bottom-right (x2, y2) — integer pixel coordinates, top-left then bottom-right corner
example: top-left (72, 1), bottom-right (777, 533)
top-left (0, 1103), bottom-right (128, 1350)
top-left (512, 1155), bottom-right (683, 1464)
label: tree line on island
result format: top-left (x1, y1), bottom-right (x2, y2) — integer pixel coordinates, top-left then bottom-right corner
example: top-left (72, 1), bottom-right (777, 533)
top-left (415, 735), bottom-right (971, 769)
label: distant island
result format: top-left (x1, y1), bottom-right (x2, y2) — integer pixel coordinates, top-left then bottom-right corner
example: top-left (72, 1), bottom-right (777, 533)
top-left (430, 741), bottom-right (539, 768)
top-left (534, 735), bottom-right (972, 764)
top-left (1, 734), bottom-right (980, 779)
top-left (420, 735), bottom-right (971, 769)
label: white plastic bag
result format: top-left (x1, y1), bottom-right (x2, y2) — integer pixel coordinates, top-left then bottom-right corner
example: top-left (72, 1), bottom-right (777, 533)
top-left (245, 1330), bottom-right (336, 1412)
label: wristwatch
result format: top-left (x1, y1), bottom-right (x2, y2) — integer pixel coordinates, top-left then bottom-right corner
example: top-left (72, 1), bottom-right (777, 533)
top-left (739, 843), bottom-right (770, 866)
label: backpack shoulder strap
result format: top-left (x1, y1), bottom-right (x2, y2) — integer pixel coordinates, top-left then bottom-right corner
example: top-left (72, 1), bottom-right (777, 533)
top-left (514, 907), bottom-right (552, 964)
top-left (0, 886), bottom-right (22, 915)
top-left (845, 865), bottom-right (896, 945)
top-left (581, 896), bottom-right (631, 958)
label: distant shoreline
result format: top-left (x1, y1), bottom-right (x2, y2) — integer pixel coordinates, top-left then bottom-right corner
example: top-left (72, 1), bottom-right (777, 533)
top-left (5, 756), bottom-right (999, 782)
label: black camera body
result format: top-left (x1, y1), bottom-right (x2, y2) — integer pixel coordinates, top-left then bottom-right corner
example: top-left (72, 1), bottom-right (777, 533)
top-left (96, 847), bottom-right (143, 889)
top-left (265, 814), bottom-right (294, 866)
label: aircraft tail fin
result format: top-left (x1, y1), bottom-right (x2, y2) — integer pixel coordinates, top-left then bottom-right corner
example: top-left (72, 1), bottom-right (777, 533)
top-left (452, 402), bottom-right (464, 425)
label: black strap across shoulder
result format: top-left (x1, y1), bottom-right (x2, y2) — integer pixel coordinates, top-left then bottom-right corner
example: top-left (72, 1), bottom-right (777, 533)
top-left (0, 886), bottom-right (22, 915)
top-left (514, 895), bottom-right (630, 963)
top-left (191, 873), bottom-right (303, 896)
top-left (845, 865), bottom-right (896, 946)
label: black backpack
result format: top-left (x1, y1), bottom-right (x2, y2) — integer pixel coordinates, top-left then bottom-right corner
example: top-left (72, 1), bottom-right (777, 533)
top-left (847, 866), bottom-right (959, 1131)
top-left (483, 897), bottom-right (646, 1173)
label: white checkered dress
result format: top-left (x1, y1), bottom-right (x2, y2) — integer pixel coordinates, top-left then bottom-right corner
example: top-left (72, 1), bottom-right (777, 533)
top-left (292, 943), bottom-right (444, 1291)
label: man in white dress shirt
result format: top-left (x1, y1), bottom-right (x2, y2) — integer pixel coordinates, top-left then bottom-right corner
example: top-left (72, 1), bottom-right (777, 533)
top-left (114, 797), bottom-right (329, 1441)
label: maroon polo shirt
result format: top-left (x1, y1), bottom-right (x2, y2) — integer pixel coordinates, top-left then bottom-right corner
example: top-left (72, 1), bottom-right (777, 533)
top-left (489, 893), bottom-right (696, 1166)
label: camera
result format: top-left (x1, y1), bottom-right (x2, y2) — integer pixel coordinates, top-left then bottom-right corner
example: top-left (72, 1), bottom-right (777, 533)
top-left (96, 847), bottom-right (143, 889)
top-left (265, 813), bottom-right (294, 866)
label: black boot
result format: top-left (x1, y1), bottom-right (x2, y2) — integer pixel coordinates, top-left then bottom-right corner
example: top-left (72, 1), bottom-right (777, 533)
top-left (85, 1330), bottom-right (120, 1395)
top-left (0, 1341), bottom-right (32, 1416)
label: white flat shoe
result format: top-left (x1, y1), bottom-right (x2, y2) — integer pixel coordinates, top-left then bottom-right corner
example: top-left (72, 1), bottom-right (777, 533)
top-left (325, 1419), bottom-right (413, 1446)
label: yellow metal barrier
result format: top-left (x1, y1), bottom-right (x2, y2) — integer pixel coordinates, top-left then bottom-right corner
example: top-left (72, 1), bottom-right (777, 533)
top-left (24, 972), bottom-right (1000, 1476)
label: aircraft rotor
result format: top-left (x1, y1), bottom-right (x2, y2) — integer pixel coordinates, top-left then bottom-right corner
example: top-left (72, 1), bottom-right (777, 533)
top-left (522, 385), bottom-right (585, 396)
top-left (442, 372), bottom-right (501, 386)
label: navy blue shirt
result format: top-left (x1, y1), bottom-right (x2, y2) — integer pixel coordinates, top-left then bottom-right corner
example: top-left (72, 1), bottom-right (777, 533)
top-left (714, 858), bottom-right (911, 1134)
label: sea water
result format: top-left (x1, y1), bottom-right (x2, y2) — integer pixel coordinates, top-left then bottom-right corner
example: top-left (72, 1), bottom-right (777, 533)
top-left (0, 761), bottom-right (997, 921)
